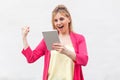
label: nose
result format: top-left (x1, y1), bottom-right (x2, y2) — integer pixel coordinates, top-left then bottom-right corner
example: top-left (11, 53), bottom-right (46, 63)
top-left (57, 20), bottom-right (61, 25)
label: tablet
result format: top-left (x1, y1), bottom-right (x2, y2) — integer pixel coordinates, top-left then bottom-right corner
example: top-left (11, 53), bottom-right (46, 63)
top-left (42, 30), bottom-right (60, 50)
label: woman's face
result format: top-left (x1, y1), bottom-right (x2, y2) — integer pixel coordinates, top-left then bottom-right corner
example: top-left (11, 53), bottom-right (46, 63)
top-left (53, 12), bottom-right (70, 34)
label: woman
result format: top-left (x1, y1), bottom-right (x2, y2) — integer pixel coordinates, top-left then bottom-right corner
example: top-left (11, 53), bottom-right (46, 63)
top-left (21, 4), bottom-right (88, 80)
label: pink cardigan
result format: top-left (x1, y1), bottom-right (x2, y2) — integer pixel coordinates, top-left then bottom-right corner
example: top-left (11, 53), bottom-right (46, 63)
top-left (22, 31), bottom-right (88, 80)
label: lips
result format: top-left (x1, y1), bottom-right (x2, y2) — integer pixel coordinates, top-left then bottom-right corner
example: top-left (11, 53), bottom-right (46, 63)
top-left (58, 26), bottom-right (64, 29)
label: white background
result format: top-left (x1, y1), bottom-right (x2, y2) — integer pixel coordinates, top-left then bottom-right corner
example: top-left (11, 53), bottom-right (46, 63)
top-left (0, 0), bottom-right (120, 80)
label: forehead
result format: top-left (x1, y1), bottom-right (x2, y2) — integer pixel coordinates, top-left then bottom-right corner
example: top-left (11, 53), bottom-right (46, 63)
top-left (54, 12), bottom-right (66, 19)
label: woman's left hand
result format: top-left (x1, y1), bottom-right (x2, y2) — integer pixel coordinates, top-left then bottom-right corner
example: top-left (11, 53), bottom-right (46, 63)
top-left (52, 43), bottom-right (76, 61)
top-left (52, 43), bottom-right (67, 54)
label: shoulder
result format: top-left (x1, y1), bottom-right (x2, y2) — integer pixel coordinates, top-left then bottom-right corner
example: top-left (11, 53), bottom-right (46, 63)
top-left (38, 38), bottom-right (47, 47)
top-left (70, 31), bottom-right (85, 40)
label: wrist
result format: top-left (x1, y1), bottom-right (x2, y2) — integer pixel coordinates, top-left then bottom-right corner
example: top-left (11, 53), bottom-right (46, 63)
top-left (22, 36), bottom-right (27, 40)
top-left (63, 47), bottom-right (69, 55)
top-left (63, 48), bottom-right (76, 61)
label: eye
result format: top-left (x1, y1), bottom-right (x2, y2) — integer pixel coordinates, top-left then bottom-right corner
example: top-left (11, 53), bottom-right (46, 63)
top-left (59, 17), bottom-right (64, 21)
top-left (54, 19), bottom-right (58, 22)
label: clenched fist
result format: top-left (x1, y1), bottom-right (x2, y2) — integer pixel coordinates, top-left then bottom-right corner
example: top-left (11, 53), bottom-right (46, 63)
top-left (21, 26), bottom-right (30, 38)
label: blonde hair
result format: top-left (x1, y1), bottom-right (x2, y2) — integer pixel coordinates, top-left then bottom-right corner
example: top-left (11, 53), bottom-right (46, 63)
top-left (52, 4), bottom-right (73, 32)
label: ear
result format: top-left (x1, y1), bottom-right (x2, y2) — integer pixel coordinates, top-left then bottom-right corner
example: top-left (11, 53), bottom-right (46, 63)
top-left (68, 18), bottom-right (71, 23)
top-left (67, 16), bottom-right (71, 23)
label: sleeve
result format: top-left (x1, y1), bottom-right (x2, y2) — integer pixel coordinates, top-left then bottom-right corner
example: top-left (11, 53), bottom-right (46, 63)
top-left (74, 35), bottom-right (88, 66)
top-left (21, 39), bottom-right (47, 63)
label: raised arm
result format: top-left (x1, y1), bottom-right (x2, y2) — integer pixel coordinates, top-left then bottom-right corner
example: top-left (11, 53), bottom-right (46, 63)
top-left (21, 26), bottom-right (46, 63)
top-left (21, 26), bottom-right (30, 49)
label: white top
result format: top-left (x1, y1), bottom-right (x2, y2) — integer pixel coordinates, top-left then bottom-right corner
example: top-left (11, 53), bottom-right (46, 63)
top-left (48, 45), bottom-right (75, 80)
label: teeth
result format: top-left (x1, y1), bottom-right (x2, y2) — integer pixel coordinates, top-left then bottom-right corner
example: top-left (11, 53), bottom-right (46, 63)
top-left (58, 26), bottom-right (63, 28)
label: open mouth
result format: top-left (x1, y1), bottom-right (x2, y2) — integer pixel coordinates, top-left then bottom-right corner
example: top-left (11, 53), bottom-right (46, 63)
top-left (58, 26), bottom-right (64, 29)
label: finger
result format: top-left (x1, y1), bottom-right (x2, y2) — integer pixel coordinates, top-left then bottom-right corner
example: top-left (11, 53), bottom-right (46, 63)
top-left (21, 26), bottom-right (30, 35)
top-left (56, 48), bottom-right (63, 53)
top-left (24, 26), bottom-right (30, 32)
top-left (53, 45), bottom-right (64, 51)
top-left (22, 26), bottom-right (28, 31)
top-left (53, 43), bottom-right (62, 47)
top-left (52, 44), bottom-right (61, 49)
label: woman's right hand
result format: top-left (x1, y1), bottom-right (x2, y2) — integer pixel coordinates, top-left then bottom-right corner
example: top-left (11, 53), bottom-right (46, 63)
top-left (21, 26), bottom-right (30, 38)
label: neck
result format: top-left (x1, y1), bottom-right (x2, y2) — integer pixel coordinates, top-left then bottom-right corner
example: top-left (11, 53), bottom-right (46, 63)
top-left (59, 29), bottom-right (70, 36)
top-left (59, 31), bottom-right (69, 37)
